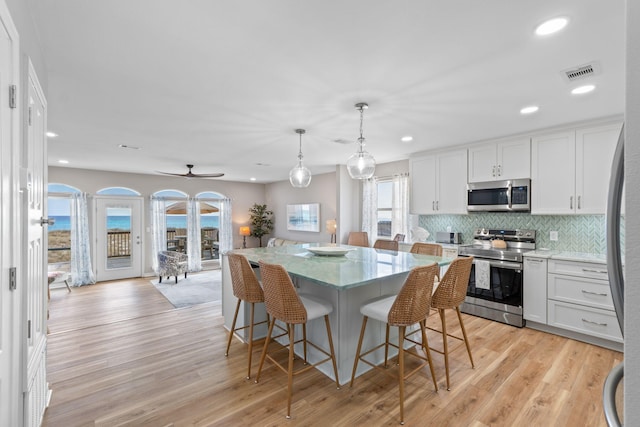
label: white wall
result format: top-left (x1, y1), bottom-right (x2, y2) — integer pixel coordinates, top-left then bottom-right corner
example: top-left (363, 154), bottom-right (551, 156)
top-left (265, 172), bottom-right (337, 244)
top-left (6, 0), bottom-right (46, 91)
top-left (49, 166), bottom-right (266, 273)
top-left (625, 0), bottom-right (640, 420)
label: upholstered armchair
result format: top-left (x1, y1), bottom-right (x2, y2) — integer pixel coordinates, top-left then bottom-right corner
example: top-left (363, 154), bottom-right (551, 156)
top-left (157, 250), bottom-right (188, 284)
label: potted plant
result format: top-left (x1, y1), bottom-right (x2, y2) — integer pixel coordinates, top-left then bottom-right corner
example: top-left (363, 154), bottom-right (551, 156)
top-left (248, 203), bottom-right (274, 247)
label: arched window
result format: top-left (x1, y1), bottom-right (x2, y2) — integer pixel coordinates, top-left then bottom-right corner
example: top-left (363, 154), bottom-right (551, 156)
top-left (96, 187), bottom-right (141, 196)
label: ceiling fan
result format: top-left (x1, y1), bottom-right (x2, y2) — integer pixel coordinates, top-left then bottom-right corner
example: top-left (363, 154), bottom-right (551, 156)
top-left (157, 164), bottom-right (224, 179)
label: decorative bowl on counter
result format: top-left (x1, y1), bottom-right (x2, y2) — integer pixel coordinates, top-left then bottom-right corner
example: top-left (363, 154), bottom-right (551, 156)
top-left (307, 247), bottom-right (353, 256)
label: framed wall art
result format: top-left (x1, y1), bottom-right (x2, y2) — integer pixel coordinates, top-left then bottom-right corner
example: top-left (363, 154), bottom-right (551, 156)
top-left (286, 203), bottom-right (320, 232)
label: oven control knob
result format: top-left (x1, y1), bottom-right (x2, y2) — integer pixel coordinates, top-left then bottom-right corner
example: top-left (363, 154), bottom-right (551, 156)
top-left (517, 231), bottom-right (523, 236)
top-left (526, 232), bottom-right (531, 237)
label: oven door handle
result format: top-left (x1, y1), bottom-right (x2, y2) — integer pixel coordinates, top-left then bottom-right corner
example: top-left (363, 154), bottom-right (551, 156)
top-left (472, 258), bottom-right (522, 270)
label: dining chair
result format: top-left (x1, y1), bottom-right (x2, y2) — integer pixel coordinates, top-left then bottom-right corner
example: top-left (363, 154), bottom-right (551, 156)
top-left (410, 242), bottom-right (444, 281)
top-left (347, 231), bottom-right (369, 247)
top-left (225, 253), bottom-right (270, 380)
top-left (428, 256), bottom-right (475, 390)
top-left (255, 260), bottom-right (340, 419)
top-left (350, 263), bottom-right (439, 424)
top-left (373, 239), bottom-right (399, 251)
top-left (393, 233), bottom-right (405, 242)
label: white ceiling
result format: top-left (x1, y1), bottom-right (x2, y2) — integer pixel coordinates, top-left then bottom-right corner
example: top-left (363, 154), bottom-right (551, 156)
top-left (30, 1), bottom-right (625, 183)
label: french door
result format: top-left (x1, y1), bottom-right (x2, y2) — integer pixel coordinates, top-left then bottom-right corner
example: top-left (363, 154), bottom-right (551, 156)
top-left (95, 196), bottom-right (143, 281)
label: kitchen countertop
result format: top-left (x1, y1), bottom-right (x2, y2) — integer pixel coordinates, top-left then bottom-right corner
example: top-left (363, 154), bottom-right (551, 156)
top-left (524, 250), bottom-right (607, 264)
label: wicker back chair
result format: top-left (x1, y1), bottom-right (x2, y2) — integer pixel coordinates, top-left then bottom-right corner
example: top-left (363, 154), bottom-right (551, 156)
top-left (410, 242), bottom-right (443, 256)
top-left (429, 256), bottom-right (475, 390)
top-left (373, 239), bottom-right (399, 251)
top-left (351, 263), bottom-right (439, 424)
top-left (255, 260), bottom-right (339, 419)
top-left (225, 253), bottom-right (268, 379)
top-left (257, 261), bottom-right (307, 324)
top-left (393, 233), bottom-right (405, 242)
top-left (347, 231), bottom-right (369, 247)
top-left (410, 242), bottom-right (444, 281)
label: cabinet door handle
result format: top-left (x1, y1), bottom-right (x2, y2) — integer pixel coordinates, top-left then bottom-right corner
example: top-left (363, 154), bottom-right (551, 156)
top-left (436, 200), bottom-right (439, 211)
top-left (582, 318), bottom-right (608, 327)
top-left (581, 289), bottom-right (608, 297)
top-left (432, 201), bottom-right (435, 211)
top-left (570, 196), bottom-right (574, 209)
top-left (492, 165), bottom-right (496, 177)
top-left (577, 195), bottom-right (581, 209)
top-left (497, 165), bottom-right (501, 176)
top-left (582, 268), bottom-right (608, 274)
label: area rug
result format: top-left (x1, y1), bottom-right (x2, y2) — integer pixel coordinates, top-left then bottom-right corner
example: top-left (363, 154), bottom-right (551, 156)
top-left (150, 269), bottom-right (222, 308)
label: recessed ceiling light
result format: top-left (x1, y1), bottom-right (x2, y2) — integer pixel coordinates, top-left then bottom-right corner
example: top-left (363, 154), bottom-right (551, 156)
top-left (535, 17), bottom-right (568, 36)
top-left (250, 177), bottom-right (256, 181)
top-left (46, 131), bottom-right (58, 138)
top-left (520, 105), bottom-right (539, 115)
top-left (571, 84), bottom-right (596, 95)
top-left (401, 136), bottom-right (413, 143)
top-left (58, 159), bottom-right (69, 164)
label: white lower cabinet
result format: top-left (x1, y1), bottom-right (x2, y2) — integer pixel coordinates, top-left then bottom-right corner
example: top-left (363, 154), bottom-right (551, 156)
top-left (523, 257), bottom-right (547, 323)
top-left (547, 259), bottom-right (622, 343)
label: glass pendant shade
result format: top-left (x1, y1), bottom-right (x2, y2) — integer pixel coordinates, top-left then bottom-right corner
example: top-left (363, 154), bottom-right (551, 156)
top-left (289, 161), bottom-right (312, 187)
top-left (348, 102), bottom-right (376, 179)
top-left (289, 128), bottom-right (312, 188)
top-left (347, 147), bottom-right (376, 179)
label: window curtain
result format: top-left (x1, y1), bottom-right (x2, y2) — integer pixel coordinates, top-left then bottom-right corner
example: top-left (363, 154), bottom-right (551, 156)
top-left (187, 198), bottom-right (202, 272)
top-left (362, 177), bottom-right (378, 244)
top-left (70, 192), bottom-right (95, 286)
top-left (392, 173), bottom-right (410, 241)
top-left (218, 198), bottom-right (233, 254)
top-left (150, 198), bottom-right (168, 273)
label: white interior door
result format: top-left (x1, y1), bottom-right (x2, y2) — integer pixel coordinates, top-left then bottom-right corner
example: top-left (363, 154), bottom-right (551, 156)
top-left (23, 59), bottom-right (49, 427)
top-left (0, 3), bottom-right (20, 426)
top-left (95, 197), bottom-right (143, 282)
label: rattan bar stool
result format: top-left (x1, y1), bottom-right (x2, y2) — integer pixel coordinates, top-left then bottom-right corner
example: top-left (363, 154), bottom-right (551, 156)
top-left (225, 253), bottom-right (270, 380)
top-left (350, 263), bottom-right (439, 425)
top-left (255, 260), bottom-right (340, 419)
top-left (410, 242), bottom-right (443, 281)
top-left (428, 256), bottom-right (475, 390)
top-left (347, 231), bottom-right (369, 247)
top-left (373, 239), bottom-right (399, 251)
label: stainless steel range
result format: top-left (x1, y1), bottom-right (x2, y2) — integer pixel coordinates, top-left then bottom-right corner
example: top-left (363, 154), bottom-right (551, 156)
top-left (457, 228), bottom-right (536, 327)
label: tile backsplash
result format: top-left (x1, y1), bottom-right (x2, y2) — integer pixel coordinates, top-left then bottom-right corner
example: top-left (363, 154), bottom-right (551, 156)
top-left (418, 213), bottom-right (625, 254)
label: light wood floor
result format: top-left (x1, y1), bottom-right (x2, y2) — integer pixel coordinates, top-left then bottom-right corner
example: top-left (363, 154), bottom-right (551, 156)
top-left (43, 276), bottom-right (623, 426)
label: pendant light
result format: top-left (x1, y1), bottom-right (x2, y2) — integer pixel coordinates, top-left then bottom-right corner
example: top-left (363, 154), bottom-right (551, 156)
top-left (289, 128), bottom-right (312, 188)
top-left (347, 102), bottom-right (376, 179)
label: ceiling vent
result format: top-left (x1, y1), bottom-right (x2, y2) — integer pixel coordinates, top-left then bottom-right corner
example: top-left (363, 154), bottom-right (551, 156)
top-left (562, 62), bottom-right (601, 82)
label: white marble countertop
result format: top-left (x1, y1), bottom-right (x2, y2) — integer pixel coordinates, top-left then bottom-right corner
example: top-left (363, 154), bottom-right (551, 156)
top-left (524, 250), bottom-right (608, 264)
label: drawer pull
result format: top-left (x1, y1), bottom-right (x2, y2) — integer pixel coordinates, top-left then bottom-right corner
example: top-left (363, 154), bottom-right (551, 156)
top-left (582, 268), bottom-right (608, 274)
top-left (582, 318), bottom-right (608, 327)
top-left (581, 289), bottom-right (608, 297)
top-left (526, 259), bottom-right (544, 263)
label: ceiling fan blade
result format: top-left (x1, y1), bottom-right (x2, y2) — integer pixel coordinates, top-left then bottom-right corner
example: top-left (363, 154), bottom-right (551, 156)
top-left (189, 173), bottom-right (225, 178)
top-left (156, 164), bottom-right (224, 178)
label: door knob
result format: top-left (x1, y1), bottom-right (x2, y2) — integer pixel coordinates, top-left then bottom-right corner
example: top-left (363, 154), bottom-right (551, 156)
top-left (40, 217), bottom-right (55, 226)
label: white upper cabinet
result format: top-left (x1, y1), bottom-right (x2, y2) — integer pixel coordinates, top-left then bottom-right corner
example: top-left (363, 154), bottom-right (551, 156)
top-left (531, 122), bottom-right (621, 214)
top-left (410, 149), bottom-right (467, 215)
top-left (468, 138), bottom-right (530, 182)
top-left (575, 123), bottom-right (623, 214)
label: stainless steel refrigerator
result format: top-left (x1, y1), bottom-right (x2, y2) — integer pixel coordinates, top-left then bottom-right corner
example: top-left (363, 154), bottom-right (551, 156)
top-left (604, 125), bottom-right (625, 426)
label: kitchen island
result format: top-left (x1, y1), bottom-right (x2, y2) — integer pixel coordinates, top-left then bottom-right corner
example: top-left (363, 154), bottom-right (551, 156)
top-left (222, 243), bottom-right (451, 384)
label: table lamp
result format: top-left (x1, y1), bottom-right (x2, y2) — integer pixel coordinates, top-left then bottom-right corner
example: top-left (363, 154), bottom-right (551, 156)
top-left (326, 219), bottom-right (337, 244)
top-left (239, 226), bottom-right (251, 249)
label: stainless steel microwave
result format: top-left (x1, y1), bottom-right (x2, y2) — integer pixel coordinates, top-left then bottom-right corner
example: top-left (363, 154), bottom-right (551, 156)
top-left (467, 179), bottom-right (531, 212)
